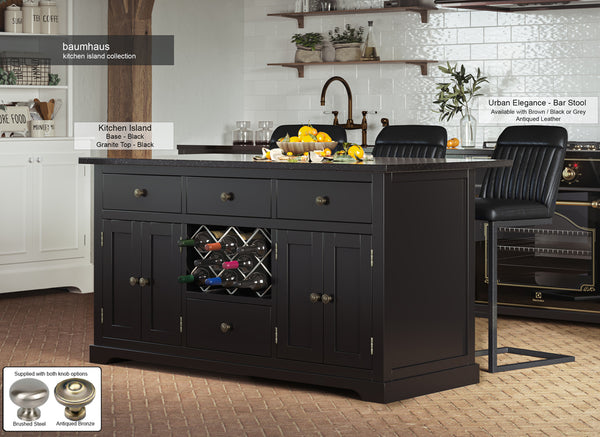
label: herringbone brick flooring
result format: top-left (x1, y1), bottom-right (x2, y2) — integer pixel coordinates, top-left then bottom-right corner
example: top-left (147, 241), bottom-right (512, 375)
top-left (1, 289), bottom-right (599, 436)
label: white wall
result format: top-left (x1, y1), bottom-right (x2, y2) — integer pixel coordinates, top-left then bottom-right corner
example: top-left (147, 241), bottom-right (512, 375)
top-left (152, 0), bottom-right (245, 145)
top-left (243, 1), bottom-right (600, 144)
top-left (72, 0), bottom-right (107, 124)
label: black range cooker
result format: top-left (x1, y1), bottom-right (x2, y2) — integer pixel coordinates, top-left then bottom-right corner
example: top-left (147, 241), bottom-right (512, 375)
top-left (467, 142), bottom-right (600, 323)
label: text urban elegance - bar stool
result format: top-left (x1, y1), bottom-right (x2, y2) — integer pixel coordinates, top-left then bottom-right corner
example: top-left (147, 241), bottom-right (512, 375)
top-left (373, 125), bottom-right (447, 158)
top-left (476, 125), bottom-right (575, 372)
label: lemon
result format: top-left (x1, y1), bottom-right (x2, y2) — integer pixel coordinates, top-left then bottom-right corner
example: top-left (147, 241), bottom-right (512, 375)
top-left (289, 136), bottom-right (300, 142)
top-left (316, 132), bottom-right (332, 142)
top-left (347, 145), bottom-right (364, 160)
top-left (298, 125), bottom-right (317, 137)
top-left (300, 134), bottom-right (316, 142)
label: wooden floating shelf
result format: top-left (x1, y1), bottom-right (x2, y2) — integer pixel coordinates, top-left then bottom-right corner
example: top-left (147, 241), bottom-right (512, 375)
top-left (267, 6), bottom-right (436, 27)
top-left (267, 60), bottom-right (438, 77)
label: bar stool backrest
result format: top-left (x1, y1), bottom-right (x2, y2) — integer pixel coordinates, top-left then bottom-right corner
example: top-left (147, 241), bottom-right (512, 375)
top-left (479, 125), bottom-right (567, 216)
top-left (373, 125), bottom-right (447, 158)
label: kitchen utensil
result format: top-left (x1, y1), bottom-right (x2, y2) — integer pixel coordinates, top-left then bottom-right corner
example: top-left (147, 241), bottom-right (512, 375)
top-left (47, 98), bottom-right (55, 120)
top-left (51, 98), bottom-right (62, 119)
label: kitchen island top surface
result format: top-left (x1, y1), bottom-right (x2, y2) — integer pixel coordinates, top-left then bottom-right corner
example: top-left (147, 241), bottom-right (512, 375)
top-left (80, 153), bottom-right (509, 173)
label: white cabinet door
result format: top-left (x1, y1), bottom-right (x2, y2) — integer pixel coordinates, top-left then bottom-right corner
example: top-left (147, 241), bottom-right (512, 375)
top-left (33, 152), bottom-right (88, 261)
top-left (0, 154), bottom-right (34, 264)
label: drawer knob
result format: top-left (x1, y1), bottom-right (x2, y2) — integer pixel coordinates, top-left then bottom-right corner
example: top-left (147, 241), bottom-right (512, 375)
top-left (220, 322), bottom-right (233, 333)
top-left (139, 277), bottom-right (150, 287)
top-left (321, 294), bottom-right (334, 304)
top-left (133, 188), bottom-right (147, 198)
top-left (315, 196), bottom-right (329, 206)
top-left (9, 378), bottom-right (49, 421)
top-left (220, 192), bottom-right (234, 202)
top-left (129, 276), bottom-right (138, 286)
top-left (54, 378), bottom-right (96, 421)
top-left (309, 292), bottom-right (322, 304)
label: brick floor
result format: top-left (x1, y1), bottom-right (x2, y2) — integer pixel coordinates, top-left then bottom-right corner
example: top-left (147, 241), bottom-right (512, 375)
top-left (1, 289), bottom-right (599, 436)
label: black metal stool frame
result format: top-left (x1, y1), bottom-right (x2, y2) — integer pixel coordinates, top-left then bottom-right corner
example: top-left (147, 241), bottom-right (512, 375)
top-left (476, 218), bottom-right (575, 373)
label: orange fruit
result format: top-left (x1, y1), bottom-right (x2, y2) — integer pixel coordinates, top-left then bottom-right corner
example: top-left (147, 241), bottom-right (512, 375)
top-left (289, 136), bottom-right (300, 142)
top-left (323, 148), bottom-right (332, 156)
top-left (316, 132), bottom-right (332, 142)
top-left (347, 145), bottom-right (364, 160)
top-left (447, 138), bottom-right (459, 148)
top-left (300, 134), bottom-right (316, 142)
top-left (298, 125), bottom-right (318, 137)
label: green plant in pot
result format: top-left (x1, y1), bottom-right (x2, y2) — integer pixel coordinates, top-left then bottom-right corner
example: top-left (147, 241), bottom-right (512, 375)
top-left (434, 62), bottom-right (488, 148)
top-left (328, 24), bottom-right (364, 62)
top-left (291, 32), bottom-right (324, 63)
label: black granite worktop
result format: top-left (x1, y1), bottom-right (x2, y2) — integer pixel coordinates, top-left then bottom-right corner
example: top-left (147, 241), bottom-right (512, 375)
top-left (79, 153), bottom-right (509, 173)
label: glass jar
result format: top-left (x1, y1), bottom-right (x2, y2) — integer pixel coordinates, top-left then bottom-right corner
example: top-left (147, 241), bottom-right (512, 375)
top-left (232, 121), bottom-right (254, 146)
top-left (254, 121), bottom-right (274, 147)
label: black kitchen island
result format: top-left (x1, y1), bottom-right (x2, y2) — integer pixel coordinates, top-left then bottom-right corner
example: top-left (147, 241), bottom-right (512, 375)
top-left (80, 154), bottom-right (509, 403)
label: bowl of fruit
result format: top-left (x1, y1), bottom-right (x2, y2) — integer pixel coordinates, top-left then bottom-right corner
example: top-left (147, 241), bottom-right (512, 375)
top-left (276, 125), bottom-right (337, 155)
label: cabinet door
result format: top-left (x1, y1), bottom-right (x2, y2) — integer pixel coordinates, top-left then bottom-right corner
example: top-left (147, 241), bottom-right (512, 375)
top-left (276, 230), bottom-right (324, 363)
top-left (101, 220), bottom-right (141, 340)
top-left (323, 233), bottom-right (373, 369)
top-left (0, 155), bottom-right (33, 265)
top-left (140, 222), bottom-right (183, 345)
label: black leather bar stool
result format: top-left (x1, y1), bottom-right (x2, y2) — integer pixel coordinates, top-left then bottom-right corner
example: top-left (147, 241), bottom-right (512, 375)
top-left (269, 124), bottom-right (347, 149)
top-left (373, 125), bottom-right (447, 158)
top-left (476, 125), bottom-right (574, 373)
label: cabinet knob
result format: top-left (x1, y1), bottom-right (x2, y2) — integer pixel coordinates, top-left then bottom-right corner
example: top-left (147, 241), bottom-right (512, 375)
top-left (220, 192), bottom-right (234, 202)
top-left (309, 292), bottom-right (322, 304)
top-left (139, 277), bottom-right (150, 287)
top-left (28, 157), bottom-right (34, 163)
top-left (54, 378), bottom-right (96, 421)
top-left (133, 188), bottom-right (147, 198)
top-left (315, 196), bottom-right (329, 206)
top-left (9, 378), bottom-right (49, 421)
top-left (129, 276), bottom-right (138, 286)
top-left (36, 157), bottom-right (42, 163)
top-left (321, 294), bottom-right (334, 304)
top-left (220, 322), bottom-right (233, 333)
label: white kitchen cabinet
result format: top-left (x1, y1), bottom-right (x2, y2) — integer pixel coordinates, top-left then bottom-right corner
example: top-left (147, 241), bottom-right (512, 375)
top-left (0, 139), bottom-right (93, 294)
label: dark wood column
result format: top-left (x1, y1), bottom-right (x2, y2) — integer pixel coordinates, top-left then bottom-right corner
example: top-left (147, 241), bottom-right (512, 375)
top-left (107, 0), bottom-right (154, 159)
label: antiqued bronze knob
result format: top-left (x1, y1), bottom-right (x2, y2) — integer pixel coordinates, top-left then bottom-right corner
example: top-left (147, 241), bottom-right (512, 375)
top-left (315, 196), bottom-right (329, 206)
top-left (220, 192), bottom-right (234, 202)
top-left (562, 167), bottom-right (577, 182)
top-left (133, 188), bottom-right (147, 198)
top-left (139, 277), bottom-right (150, 287)
top-left (321, 294), bottom-right (334, 304)
top-left (129, 276), bottom-right (138, 286)
top-left (9, 378), bottom-right (49, 421)
top-left (54, 378), bottom-right (96, 421)
top-left (309, 292), bottom-right (322, 304)
top-left (220, 322), bottom-right (232, 333)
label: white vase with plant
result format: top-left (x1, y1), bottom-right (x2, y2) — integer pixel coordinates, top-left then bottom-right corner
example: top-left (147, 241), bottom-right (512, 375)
top-left (434, 63), bottom-right (488, 148)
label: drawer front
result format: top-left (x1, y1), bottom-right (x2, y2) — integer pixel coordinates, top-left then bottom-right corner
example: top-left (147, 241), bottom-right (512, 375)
top-left (102, 174), bottom-right (182, 213)
top-left (186, 300), bottom-right (271, 357)
top-left (186, 177), bottom-right (271, 217)
top-left (277, 180), bottom-right (372, 223)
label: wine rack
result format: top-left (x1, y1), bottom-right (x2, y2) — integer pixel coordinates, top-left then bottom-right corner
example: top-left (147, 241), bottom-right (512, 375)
top-left (182, 225), bottom-right (272, 298)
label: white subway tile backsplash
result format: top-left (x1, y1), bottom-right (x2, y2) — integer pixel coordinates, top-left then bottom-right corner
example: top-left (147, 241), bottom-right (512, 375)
top-left (471, 44), bottom-right (498, 60)
top-left (484, 26), bottom-right (512, 43)
top-left (457, 27), bottom-right (484, 44)
top-left (497, 43), bottom-right (526, 59)
top-left (444, 11), bottom-right (471, 28)
top-left (470, 11), bottom-right (498, 27)
top-left (444, 44), bottom-right (471, 61)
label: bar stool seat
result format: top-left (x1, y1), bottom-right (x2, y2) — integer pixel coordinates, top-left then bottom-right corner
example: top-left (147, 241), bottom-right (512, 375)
top-left (475, 125), bottom-right (575, 373)
top-left (373, 125), bottom-right (447, 158)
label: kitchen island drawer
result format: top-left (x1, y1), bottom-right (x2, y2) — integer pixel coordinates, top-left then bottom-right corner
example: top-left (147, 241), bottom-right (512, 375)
top-left (186, 177), bottom-right (271, 217)
top-left (277, 180), bottom-right (372, 223)
top-left (186, 300), bottom-right (271, 357)
top-left (102, 174), bottom-right (182, 212)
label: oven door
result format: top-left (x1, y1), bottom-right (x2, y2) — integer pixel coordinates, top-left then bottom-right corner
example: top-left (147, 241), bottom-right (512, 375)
top-left (476, 191), bottom-right (600, 320)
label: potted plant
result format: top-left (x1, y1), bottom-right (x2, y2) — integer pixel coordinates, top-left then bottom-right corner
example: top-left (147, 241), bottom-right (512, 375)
top-left (434, 62), bottom-right (488, 148)
top-left (328, 24), bottom-right (364, 62)
top-left (291, 32), bottom-right (324, 63)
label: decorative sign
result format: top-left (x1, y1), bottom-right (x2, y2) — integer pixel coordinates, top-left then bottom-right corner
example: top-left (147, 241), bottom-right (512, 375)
top-left (0, 106), bottom-right (30, 133)
top-left (479, 97), bottom-right (598, 125)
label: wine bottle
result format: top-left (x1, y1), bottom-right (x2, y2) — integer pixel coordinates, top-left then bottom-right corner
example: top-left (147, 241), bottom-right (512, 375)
top-left (204, 235), bottom-right (242, 254)
top-left (193, 251), bottom-right (226, 269)
top-left (234, 272), bottom-right (269, 291)
top-left (178, 231), bottom-right (223, 248)
top-left (237, 238), bottom-right (268, 257)
top-left (204, 270), bottom-right (240, 287)
top-left (222, 255), bottom-right (255, 274)
top-left (177, 267), bottom-right (211, 287)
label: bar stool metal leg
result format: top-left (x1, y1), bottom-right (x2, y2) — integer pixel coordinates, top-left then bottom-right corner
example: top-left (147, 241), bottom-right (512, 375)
top-left (475, 221), bottom-right (575, 373)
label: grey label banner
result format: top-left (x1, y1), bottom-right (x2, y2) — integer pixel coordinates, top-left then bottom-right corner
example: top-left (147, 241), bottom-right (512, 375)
top-left (0, 35), bottom-right (174, 65)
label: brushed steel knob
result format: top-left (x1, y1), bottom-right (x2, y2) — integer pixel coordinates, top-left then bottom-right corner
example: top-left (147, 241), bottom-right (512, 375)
top-left (315, 196), bottom-right (329, 206)
top-left (9, 378), bottom-right (49, 421)
top-left (220, 322), bottom-right (232, 333)
top-left (321, 293), bottom-right (334, 304)
top-left (220, 192), bottom-right (234, 202)
top-left (309, 292), bottom-right (322, 304)
top-left (133, 188), bottom-right (147, 198)
top-left (54, 378), bottom-right (96, 421)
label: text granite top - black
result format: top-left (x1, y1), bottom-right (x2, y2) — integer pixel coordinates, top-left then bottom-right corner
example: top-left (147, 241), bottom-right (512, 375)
top-left (79, 153), bottom-right (510, 173)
